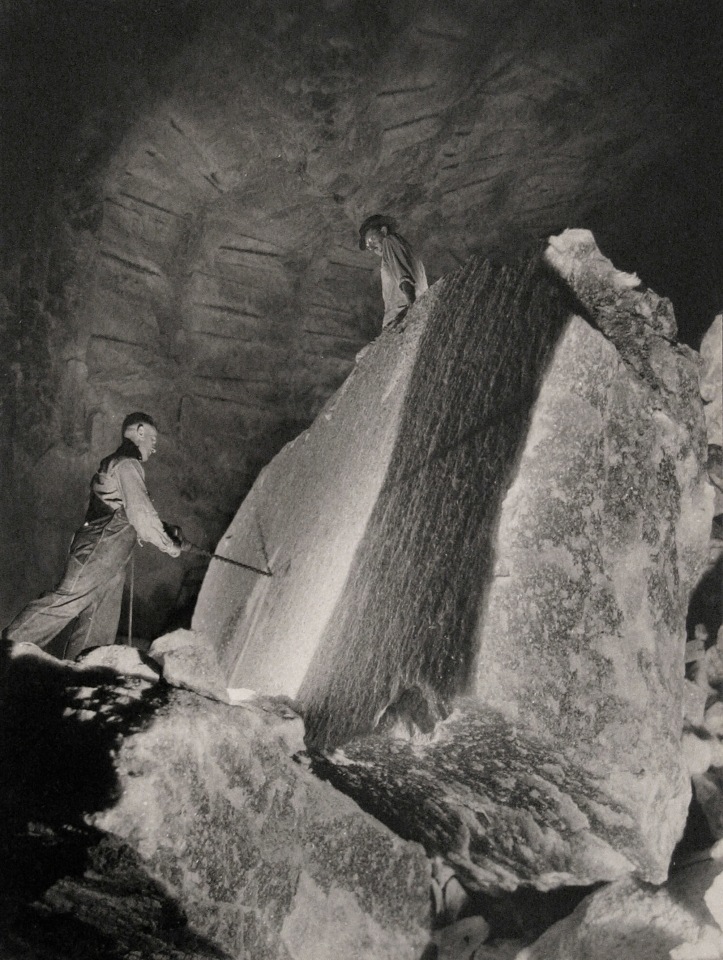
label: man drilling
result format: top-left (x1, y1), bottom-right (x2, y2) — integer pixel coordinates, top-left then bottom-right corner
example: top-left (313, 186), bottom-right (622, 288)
top-left (2, 412), bottom-right (181, 659)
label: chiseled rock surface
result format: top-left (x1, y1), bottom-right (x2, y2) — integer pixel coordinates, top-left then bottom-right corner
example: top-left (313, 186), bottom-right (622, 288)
top-left (515, 849), bottom-right (723, 960)
top-left (314, 706), bottom-right (659, 893)
top-left (195, 232), bottom-right (710, 890)
top-left (91, 687), bottom-right (431, 960)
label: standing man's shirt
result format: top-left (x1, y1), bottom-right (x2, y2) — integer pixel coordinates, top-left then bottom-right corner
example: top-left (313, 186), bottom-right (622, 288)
top-left (91, 452), bottom-right (179, 554)
top-left (380, 234), bottom-right (428, 328)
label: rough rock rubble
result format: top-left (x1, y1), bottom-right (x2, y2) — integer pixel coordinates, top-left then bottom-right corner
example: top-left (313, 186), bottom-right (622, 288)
top-left (3, 610), bottom-right (723, 959)
top-left (0, 639), bottom-right (431, 960)
top-left (516, 844), bottom-right (723, 960)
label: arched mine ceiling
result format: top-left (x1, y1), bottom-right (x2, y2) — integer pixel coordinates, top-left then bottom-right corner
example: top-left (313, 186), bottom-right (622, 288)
top-left (1, 0), bottom-right (721, 634)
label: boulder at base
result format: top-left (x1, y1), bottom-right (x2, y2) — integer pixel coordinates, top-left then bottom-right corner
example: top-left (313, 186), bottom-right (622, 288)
top-left (0, 644), bottom-right (430, 959)
top-left (515, 850), bottom-right (723, 960)
top-left (91, 686), bottom-right (431, 960)
top-left (194, 230), bottom-right (712, 890)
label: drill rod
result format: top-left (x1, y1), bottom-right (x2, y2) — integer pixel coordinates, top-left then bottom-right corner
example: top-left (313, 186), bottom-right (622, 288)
top-left (189, 544), bottom-right (272, 577)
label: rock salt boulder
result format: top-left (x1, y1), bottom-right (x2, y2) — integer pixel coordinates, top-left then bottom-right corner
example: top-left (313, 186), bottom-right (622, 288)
top-left (76, 642), bottom-right (162, 681)
top-left (148, 627), bottom-right (228, 702)
top-left (194, 231), bottom-right (712, 890)
top-left (430, 915), bottom-right (491, 959)
top-left (685, 678), bottom-right (709, 727)
top-left (705, 637), bottom-right (723, 690)
top-left (313, 706), bottom-right (664, 892)
top-left (0, 647), bottom-right (430, 959)
top-left (515, 851), bottom-right (723, 960)
top-left (704, 701), bottom-right (723, 738)
top-left (694, 766), bottom-right (723, 840)
top-left (91, 687), bottom-right (431, 960)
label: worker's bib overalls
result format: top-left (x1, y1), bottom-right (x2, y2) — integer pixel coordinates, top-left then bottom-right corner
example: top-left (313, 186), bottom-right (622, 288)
top-left (3, 456), bottom-right (137, 659)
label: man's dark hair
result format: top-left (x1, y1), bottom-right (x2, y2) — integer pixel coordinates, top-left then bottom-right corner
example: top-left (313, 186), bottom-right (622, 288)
top-left (122, 411), bottom-right (156, 435)
top-left (358, 214), bottom-right (399, 249)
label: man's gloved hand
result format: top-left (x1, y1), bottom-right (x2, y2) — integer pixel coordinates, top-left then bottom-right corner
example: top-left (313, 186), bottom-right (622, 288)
top-left (162, 522), bottom-right (193, 552)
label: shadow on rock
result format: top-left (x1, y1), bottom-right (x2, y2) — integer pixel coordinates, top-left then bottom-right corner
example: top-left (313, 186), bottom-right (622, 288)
top-left (0, 643), bottom-right (161, 826)
top-left (687, 551), bottom-right (723, 644)
top-left (0, 643), bottom-right (232, 959)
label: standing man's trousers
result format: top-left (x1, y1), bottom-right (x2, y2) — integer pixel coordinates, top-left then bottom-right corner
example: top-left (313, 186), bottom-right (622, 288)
top-left (3, 510), bottom-right (137, 659)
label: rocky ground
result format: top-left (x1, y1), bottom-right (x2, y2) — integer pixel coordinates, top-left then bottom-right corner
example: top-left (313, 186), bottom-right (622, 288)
top-left (2, 603), bottom-right (723, 960)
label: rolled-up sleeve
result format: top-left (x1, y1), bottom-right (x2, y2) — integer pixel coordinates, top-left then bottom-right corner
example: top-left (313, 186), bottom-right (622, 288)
top-left (115, 459), bottom-right (179, 555)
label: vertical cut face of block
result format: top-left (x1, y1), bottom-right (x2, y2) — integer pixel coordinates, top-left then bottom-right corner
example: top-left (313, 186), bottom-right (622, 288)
top-left (194, 254), bottom-right (574, 736)
top-left (297, 256), bottom-right (576, 747)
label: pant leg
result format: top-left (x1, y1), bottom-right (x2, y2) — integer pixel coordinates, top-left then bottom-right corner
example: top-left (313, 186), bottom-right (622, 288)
top-left (62, 564), bottom-right (128, 660)
top-left (4, 511), bottom-right (136, 650)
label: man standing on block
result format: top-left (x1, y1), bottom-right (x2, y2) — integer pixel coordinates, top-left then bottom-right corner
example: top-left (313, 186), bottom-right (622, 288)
top-left (359, 214), bottom-right (428, 329)
top-left (2, 412), bottom-right (181, 659)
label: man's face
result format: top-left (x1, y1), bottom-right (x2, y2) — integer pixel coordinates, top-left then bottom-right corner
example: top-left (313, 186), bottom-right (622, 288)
top-left (364, 226), bottom-right (386, 257)
top-left (131, 423), bottom-right (158, 462)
